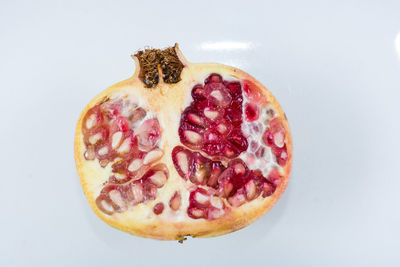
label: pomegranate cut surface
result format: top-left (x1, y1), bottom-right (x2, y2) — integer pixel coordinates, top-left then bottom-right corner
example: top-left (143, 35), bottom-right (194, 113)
top-left (75, 44), bottom-right (292, 241)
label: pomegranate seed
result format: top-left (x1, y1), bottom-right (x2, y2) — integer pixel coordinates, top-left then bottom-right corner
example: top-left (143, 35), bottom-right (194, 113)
top-left (227, 131), bottom-right (248, 152)
top-left (268, 169), bottom-right (282, 186)
top-left (172, 147), bottom-right (193, 179)
top-left (187, 113), bottom-right (204, 126)
top-left (114, 173), bottom-right (126, 180)
top-left (98, 146), bottom-right (109, 156)
top-left (192, 84), bottom-right (206, 100)
top-left (245, 103), bottom-right (260, 121)
top-left (245, 180), bottom-right (256, 200)
top-left (131, 183), bottom-right (144, 203)
top-left (99, 159), bottom-right (109, 167)
top-left (233, 163), bottom-right (246, 175)
top-left (89, 133), bottom-right (102, 145)
top-left (128, 159), bottom-right (141, 172)
top-left (153, 202), bottom-right (164, 215)
top-left (225, 81), bottom-right (241, 96)
top-left (85, 114), bottom-right (97, 129)
top-left (149, 171), bottom-right (167, 187)
top-left (210, 90), bottom-right (223, 101)
top-left (205, 73), bottom-right (223, 83)
top-left (224, 146), bottom-right (236, 158)
top-left (129, 107), bottom-right (146, 124)
top-left (192, 168), bottom-right (207, 184)
top-left (143, 149), bottom-right (163, 165)
top-left (204, 130), bottom-right (219, 143)
top-left (169, 191), bottom-right (181, 211)
top-left (269, 117), bottom-right (284, 132)
top-left (111, 131), bottom-right (123, 149)
top-left (205, 84), bottom-right (232, 107)
top-left (118, 138), bottom-right (132, 154)
top-left (262, 182), bottom-right (275, 197)
top-left (135, 118), bottom-right (161, 151)
top-left (204, 108), bottom-right (219, 119)
top-left (143, 183), bottom-right (158, 201)
top-left (111, 159), bottom-right (126, 173)
top-left (274, 131), bottom-right (285, 148)
top-left (176, 152), bottom-right (189, 174)
top-left (115, 116), bottom-right (130, 132)
top-left (262, 130), bottom-right (274, 147)
top-left (224, 107), bottom-right (242, 126)
top-left (189, 208), bottom-right (205, 219)
top-left (279, 150), bottom-right (288, 166)
top-left (194, 192), bottom-right (210, 205)
top-left (184, 130), bottom-right (202, 144)
top-left (207, 162), bottom-right (224, 187)
top-left (208, 208), bottom-right (225, 220)
top-left (99, 199), bottom-right (114, 214)
top-left (223, 183), bottom-right (233, 197)
top-left (104, 100), bottom-right (122, 119)
top-left (109, 190), bottom-right (125, 209)
top-left (84, 147), bottom-right (95, 160)
top-left (243, 80), bottom-right (263, 103)
top-left (228, 193), bottom-right (246, 207)
top-left (83, 106), bottom-right (104, 134)
top-left (210, 197), bottom-right (223, 209)
top-left (216, 123), bottom-right (228, 134)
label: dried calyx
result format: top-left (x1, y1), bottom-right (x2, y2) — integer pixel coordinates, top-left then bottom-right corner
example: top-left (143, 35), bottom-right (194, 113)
top-left (134, 44), bottom-right (184, 88)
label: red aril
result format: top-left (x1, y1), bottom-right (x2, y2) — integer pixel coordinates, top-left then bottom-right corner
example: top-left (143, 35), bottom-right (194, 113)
top-left (75, 44), bottom-right (292, 241)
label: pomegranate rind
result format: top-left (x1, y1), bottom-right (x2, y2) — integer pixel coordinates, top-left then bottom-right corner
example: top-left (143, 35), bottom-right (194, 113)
top-left (74, 47), bottom-right (292, 241)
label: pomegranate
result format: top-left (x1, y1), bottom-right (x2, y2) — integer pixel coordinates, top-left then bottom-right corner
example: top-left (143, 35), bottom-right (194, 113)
top-left (74, 44), bottom-right (292, 241)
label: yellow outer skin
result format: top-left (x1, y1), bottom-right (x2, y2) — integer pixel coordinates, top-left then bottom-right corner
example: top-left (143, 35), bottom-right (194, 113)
top-left (74, 47), bottom-right (292, 241)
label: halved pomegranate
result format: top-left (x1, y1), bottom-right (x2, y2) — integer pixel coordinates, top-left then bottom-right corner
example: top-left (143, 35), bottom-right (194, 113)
top-left (74, 44), bottom-right (292, 241)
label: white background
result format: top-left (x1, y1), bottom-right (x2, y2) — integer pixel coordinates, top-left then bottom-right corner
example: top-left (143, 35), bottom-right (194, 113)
top-left (1, 0), bottom-right (400, 266)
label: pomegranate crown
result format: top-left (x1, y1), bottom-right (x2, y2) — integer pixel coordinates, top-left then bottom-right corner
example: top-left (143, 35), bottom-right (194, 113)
top-left (133, 43), bottom-right (185, 88)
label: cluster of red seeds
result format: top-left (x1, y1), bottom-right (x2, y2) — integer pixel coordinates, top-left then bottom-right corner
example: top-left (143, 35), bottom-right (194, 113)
top-left (173, 74), bottom-right (285, 219)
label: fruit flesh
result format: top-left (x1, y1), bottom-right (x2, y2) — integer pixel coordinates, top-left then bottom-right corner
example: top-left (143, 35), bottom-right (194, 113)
top-left (75, 45), bottom-right (292, 240)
